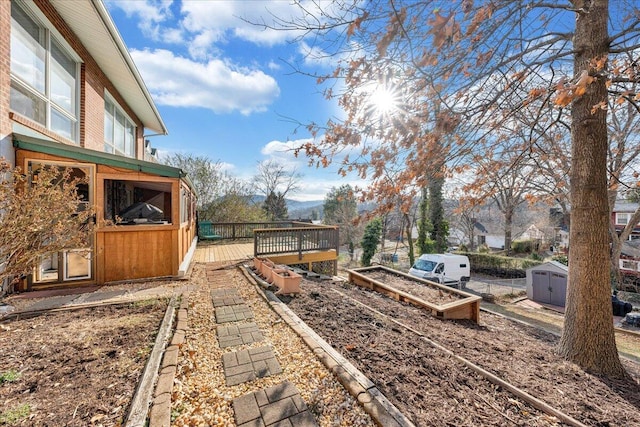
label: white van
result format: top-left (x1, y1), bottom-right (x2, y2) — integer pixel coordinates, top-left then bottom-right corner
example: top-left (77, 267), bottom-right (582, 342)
top-left (408, 254), bottom-right (471, 285)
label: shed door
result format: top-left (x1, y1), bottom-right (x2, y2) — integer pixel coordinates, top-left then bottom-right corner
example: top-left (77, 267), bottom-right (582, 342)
top-left (532, 271), bottom-right (551, 304)
top-left (549, 273), bottom-right (567, 307)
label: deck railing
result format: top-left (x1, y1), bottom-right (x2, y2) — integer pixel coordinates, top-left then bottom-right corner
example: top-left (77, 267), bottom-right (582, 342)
top-left (202, 221), bottom-right (339, 259)
top-left (199, 221), bottom-right (317, 240)
top-left (253, 224), bottom-right (339, 259)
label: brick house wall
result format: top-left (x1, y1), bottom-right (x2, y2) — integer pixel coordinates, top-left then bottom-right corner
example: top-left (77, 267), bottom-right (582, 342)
top-left (0, 1), bottom-right (12, 163)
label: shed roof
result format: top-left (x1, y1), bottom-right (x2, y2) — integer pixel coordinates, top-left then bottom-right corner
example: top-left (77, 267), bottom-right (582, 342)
top-left (527, 261), bottom-right (569, 274)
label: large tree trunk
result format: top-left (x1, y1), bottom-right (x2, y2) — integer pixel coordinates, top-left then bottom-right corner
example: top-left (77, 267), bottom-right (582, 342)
top-left (559, 0), bottom-right (625, 376)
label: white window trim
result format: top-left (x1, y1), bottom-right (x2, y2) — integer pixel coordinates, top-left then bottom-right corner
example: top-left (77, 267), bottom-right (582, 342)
top-left (616, 212), bottom-right (631, 226)
top-left (10, 0), bottom-right (81, 142)
top-left (104, 91), bottom-right (137, 158)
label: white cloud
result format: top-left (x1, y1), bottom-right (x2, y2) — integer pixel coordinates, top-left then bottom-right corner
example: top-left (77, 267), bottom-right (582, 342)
top-left (131, 49), bottom-right (280, 115)
top-left (267, 60), bottom-right (282, 71)
top-left (180, 1), bottom-right (310, 47)
top-left (258, 136), bottom-right (369, 201)
top-left (108, 0), bottom-right (175, 41)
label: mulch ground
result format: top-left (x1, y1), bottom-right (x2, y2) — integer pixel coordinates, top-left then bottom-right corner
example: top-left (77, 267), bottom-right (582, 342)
top-left (282, 276), bottom-right (640, 426)
top-left (0, 300), bottom-right (168, 426)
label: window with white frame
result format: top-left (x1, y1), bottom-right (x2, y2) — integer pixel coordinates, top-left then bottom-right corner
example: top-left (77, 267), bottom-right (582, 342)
top-left (104, 96), bottom-right (136, 158)
top-left (10, 1), bottom-right (79, 142)
top-left (616, 212), bottom-right (631, 225)
top-left (621, 259), bottom-right (639, 271)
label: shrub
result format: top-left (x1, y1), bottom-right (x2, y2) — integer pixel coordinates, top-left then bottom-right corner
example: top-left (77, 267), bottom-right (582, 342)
top-left (361, 218), bottom-right (383, 266)
top-left (512, 239), bottom-right (538, 253)
top-left (530, 252), bottom-right (543, 261)
top-left (552, 255), bottom-right (569, 265)
top-left (0, 160), bottom-right (95, 288)
top-left (462, 252), bottom-right (543, 278)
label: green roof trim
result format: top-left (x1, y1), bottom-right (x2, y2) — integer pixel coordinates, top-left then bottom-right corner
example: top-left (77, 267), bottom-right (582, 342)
top-left (13, 132), bottom-right (184, 179)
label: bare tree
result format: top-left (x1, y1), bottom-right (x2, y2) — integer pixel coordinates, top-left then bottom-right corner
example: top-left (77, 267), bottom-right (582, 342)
top-left (252, 160), bottom-right (301, 199)
top-left (264, 0), bottom-right (640, 376)
top-left (252, 160), bottom-right (302, 220)
top-left (164, 153), bottom-right (265, 222)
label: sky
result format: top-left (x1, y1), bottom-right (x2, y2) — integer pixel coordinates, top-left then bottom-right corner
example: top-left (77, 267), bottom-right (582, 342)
top-left (106, 0), bottom-right (362, 202)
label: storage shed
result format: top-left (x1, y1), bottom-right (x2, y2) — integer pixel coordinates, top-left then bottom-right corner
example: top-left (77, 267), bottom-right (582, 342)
top-left (526, 261), bottom-right (568, 307)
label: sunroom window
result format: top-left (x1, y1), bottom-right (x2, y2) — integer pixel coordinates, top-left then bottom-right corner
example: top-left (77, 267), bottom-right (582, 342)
top-left (10, 2), bottom-right (79, 142)
top-left (104, 179), bottom-right (171, 225)
top-left (104, 97), bottom-right (136, 158)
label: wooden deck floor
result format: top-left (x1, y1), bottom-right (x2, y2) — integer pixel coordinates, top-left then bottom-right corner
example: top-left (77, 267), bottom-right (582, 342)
top-left (193, 242), bottom-right (254, 263)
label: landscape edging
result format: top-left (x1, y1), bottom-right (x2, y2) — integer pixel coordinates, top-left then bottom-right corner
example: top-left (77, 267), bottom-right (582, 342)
top-left (239, 265), bottom-right (414, 427)
top-left (124, 294), bottom-right (187, 427)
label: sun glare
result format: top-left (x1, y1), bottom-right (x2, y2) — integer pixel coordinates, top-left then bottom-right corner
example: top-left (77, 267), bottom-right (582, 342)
top-left (368, 85), bottom-right (400, 116)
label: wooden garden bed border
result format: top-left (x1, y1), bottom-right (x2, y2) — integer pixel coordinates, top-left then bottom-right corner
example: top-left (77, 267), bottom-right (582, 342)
top-left (348, 266), bottom-right (481, 323)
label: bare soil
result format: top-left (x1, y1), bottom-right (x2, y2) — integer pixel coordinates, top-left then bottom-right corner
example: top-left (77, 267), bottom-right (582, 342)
top-left (0, 300), bottom-right (168, 426)
top-left (282, 275), bottom-right (640, 426)
top-left (357, 267), bottom-right (467, 304)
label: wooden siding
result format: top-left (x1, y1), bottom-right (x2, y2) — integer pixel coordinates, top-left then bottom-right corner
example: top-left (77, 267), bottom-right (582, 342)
top-left (97, 228), bottom-right (176, 282)
top-left (16, 149), bottom-right (197, 286)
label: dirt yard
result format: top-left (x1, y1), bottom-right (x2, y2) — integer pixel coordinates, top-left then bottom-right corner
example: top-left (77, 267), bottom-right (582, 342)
top-left (281, 275), bottom-right (640, 426)
top-left (0, 300), bottom-right (168, 426)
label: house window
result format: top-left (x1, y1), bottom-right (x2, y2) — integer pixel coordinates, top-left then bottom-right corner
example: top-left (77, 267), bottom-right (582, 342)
top-left (104, 179), bottom-right (171, 225)
top-left (10, 2), bottom-right (79, 142)
top-left (104, 96), bottom-right (136, 158)
top-left (180, 187), bottom-right (195, 224)
top-left (621, 259), bottom-right (638, 271)
top-left (616, 212), bottom-right (631, 225)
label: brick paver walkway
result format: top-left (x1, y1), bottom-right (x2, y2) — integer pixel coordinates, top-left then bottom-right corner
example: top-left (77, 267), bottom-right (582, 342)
top-left (222, 345), bottom-right (282, 386)
top-left (211, 289), bottom-right (245, 307)
top-left (207, 269), bottom-right (318, 426)
top-left (215, 304), bottom-right (254, 323)
top-left (232, 381), bottom-right (317, 427)
top-left (217, 322), bottom-right (264, 348)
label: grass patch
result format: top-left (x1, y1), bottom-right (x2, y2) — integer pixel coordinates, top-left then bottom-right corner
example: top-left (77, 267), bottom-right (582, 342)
top-left (0, 370), bottom-right (20, 384)
top-left (0, 404), bottom-right (30, 424)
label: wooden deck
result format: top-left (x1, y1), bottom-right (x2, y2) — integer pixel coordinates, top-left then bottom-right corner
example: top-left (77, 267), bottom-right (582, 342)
top-left (193, 242), bottom-right (254, 263)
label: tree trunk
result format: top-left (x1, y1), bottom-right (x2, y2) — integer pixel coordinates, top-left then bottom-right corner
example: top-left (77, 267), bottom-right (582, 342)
top-left (404, 212), bottom-right (415, 267)
top-left (504, 206), bottom-right (513, 255)
top-left (559, 0), bottom-right (625, 377)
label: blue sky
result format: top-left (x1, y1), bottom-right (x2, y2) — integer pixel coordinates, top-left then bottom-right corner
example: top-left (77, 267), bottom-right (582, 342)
top-left (106, 0), bottom-right (362, 202)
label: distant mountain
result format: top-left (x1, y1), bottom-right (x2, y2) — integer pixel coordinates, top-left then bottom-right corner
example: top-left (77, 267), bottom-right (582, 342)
top-left (248, 195), bottom-right (324, 220)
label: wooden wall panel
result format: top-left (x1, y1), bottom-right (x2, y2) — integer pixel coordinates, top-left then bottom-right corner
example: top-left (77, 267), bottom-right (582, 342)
top-left (100, 229), bottom-right (174, 282)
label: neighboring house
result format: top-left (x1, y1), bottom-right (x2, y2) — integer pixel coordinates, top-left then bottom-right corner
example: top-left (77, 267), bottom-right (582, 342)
top-left (472, 221), bottom-right (506, 250)
top-left (612, 201), bottom-right (640, 240)
top-left (519, 224), bottom-right (545, 241)
top-left (613, 201), bottom-right (640, 278)
top-left (1, 0), bottom-right (197, 290)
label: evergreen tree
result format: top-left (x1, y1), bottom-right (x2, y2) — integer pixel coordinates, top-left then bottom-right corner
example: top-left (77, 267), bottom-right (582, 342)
top-left (263, 191), bottom-right (288, 221)
top-left (361, 217), bottom-right (382, 266)
top-left (429, 178), bottom-right (449, 253)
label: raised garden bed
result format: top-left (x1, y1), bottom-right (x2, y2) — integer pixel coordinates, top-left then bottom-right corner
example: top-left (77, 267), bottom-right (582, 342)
top-left (348, 265), bottom-right (481, 322)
